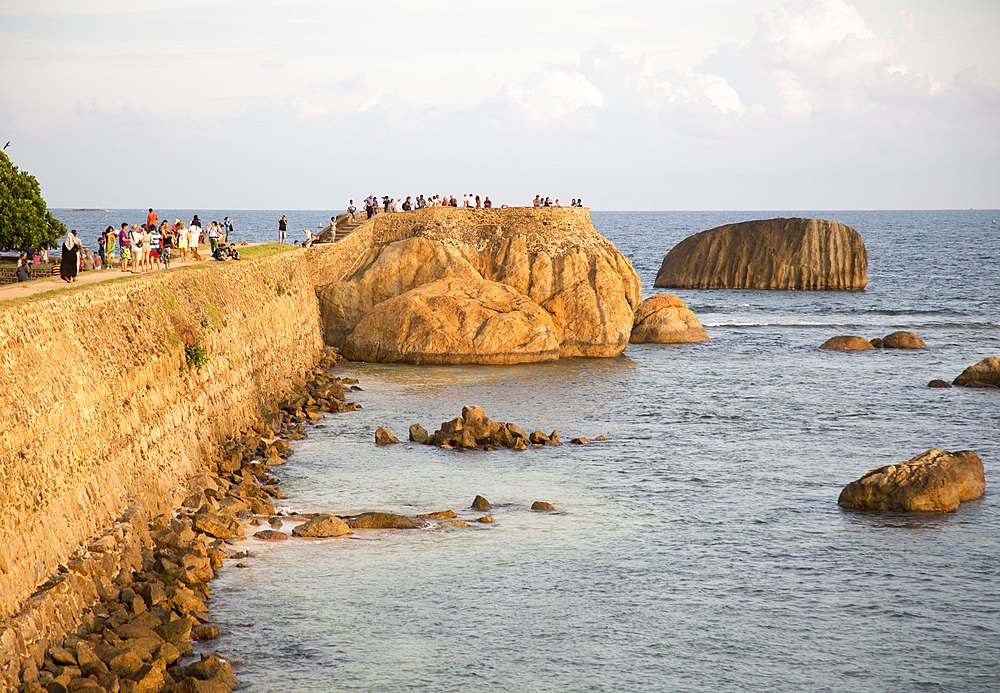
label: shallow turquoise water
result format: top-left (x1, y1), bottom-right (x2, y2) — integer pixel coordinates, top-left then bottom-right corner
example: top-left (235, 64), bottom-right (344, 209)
top-left (188, 210), bottom-right (999, 692)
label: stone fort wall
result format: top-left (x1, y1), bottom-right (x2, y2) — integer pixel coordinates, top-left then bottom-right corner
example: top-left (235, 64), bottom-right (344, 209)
top-left (0, 249), bottom-right (325, 627)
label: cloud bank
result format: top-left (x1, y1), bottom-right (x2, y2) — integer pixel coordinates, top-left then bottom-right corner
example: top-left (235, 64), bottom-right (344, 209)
top-left (1, 0), bottom-right (997, 209)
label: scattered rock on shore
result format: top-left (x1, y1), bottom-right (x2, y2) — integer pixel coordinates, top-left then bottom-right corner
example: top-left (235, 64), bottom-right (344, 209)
top-left (927, 379), bottom-right (953, 388)
top-left (531, 501), bottom-right (555, 511)
top-left (820, 336), bottom-right (875, 351)
top-left (838, 448), bottom-right (985, 512)
top-left (471, 495), bottom-right (493, 511)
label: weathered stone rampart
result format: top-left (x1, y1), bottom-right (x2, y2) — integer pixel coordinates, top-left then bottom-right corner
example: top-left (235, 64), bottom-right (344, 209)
top-left (0, 249), bottom-right (324, 628)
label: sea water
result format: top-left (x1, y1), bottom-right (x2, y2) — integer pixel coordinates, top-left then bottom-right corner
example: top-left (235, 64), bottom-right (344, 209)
top-left (59, 209), bottom-right (1000, 691)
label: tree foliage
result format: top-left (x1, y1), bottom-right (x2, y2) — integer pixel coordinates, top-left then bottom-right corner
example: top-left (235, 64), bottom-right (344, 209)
top-left (0, 151), bottom-right (66, 251)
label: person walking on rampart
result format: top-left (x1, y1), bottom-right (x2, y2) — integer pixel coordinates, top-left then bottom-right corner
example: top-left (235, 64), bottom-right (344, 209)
top-left (278, 215), bottom-right (287, 243)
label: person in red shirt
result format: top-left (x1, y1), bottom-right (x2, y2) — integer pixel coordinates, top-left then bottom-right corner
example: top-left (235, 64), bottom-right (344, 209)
top-left (147, 208), bottom-right (158, 228)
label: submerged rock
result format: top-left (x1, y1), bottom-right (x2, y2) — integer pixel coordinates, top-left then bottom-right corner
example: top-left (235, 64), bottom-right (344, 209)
top-left (838, 448), bottom-right (985, 512)
top-left (820, 336), bottom-right (875, 351)
top-left (927, 379), bottom-right (952, 388)
top-left (531, 501), bottom-right (555, 511)
top-left (655, 217), bottom-right (868, 290)
top-left (630, 294), bottom-right (710, 344)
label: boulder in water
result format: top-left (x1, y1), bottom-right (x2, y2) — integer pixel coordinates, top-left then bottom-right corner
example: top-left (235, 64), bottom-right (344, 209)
top-left (375, 426), bottom-right (400, 444)
top-left (838, 449), bottom-right (985, 512)
top-left (630, 294), bottom-right (709, 344)
top-left (409, 423), bottom-right (429, 443)
top-left (291, 514), bottom-right (353, 538)
top-left (342, 512), bottom-right (423, 530)
top-left (953, 356), bottom-right (1000, 387)
top-left (927, 379), bottom-right (952, 388)
top-left (655, 217), bottom-right (867, 290)
top-left (820, 336), bottom-right (875, 351)
top-left (471, 495), bottom-right (493, 511)
top-left (881, 331), bottom-right (926, 349)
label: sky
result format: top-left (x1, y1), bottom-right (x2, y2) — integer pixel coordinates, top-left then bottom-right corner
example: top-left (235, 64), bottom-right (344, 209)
top-left (1, 0), bottom-right (998, 210)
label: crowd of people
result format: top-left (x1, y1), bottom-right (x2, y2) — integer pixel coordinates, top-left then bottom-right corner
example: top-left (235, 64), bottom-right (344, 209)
top-left (343, 193), bottom-right (584, 223)
top-left (532, 195), bottom-right (584, 207)
top-left (13, 208), bottom-right (240, 283)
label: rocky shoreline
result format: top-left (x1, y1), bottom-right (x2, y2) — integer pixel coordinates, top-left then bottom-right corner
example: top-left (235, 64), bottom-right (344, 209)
top-left (6, 349), bottom-right (361, 693)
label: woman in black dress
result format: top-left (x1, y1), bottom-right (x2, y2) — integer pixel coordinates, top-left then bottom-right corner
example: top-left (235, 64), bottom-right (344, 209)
top-left (60, 230), bottom-right (81, 282)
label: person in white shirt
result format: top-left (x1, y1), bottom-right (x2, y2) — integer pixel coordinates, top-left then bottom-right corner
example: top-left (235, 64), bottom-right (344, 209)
top-left (208, 222), bottom-right (221, 254)
top-left (189, 221), bottom-right (202, 260)
top-left (129, 224), bottom-right (143, 273)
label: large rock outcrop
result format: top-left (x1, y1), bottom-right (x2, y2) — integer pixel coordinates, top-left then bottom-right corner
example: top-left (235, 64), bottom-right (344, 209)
top-left (342, 278), bottom-right (562, 365)
top-left (630, 294), bottom-right (709, 344)
top-left (316, 208), bottom-right (642, 361)
top-left (838, 449), bottom-right (985, 512)
top-left (654, 218), bottom-right (867, 290)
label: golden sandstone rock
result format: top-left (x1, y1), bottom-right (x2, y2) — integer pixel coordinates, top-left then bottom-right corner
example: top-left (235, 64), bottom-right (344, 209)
top-left (838, 449), bottom-right (985, 512)
top-left (819, 336), bottom-right (875, 351)
top-left (317, 207), bottom-right (642, 362)
top-left (655, 217), bottom-right (867, 290)
top-left (953, 356), bottom-right (1000, 387)
top-left (342, 278), bottom-right (562, 365)
top-left (630, 294), bottom-right (710, 344)
top-left (880, 331), bottom-right (926, 349)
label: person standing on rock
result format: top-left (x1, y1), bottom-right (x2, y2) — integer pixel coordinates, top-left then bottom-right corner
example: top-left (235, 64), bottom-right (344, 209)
top-left (278, 215), bottom-right (287, 243)
top-left (348, 200), bottom-right (356, 221)
top-left (147, 208), bottom-right (158, 229)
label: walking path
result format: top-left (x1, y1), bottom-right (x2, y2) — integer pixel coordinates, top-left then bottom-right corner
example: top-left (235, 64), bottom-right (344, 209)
top-left (3, 213), bottom-right (373, 303)
top-left (0, 248), bottom-right (258, 302)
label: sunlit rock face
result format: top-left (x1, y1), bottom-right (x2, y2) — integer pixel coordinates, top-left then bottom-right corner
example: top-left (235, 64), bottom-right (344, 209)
top-left (655, 217), bottom-right (867, 291)
top-left (316, 207), bottom-right (642, 362)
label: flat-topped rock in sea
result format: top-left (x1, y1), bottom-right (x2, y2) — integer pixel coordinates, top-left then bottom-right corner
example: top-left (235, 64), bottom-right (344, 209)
top-left (630, 293), bottom-right (709, 344)
top-left (317, 207), bottom-right (642, 362)
top-left (838, 448), bottom-right (985, 512)
top-left (654, 217), bottom-right (867, 290)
